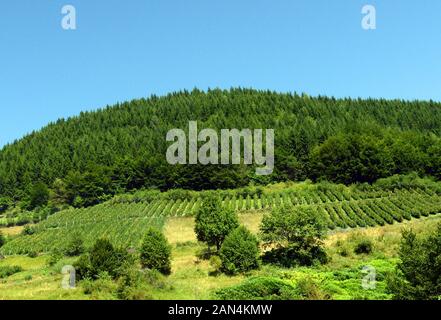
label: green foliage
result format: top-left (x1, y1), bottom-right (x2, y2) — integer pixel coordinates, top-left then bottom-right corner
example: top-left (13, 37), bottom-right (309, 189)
top-left (140, 227), bottom-right (172, 275)
top-left (64, 233), bottom-right (85, 257)
top-left (387, 224), bottom-right (441, 300)
top-left (0, 197), bottom-right (11, 213)
top-left (0, 265), bottom-right (23, 278)
top-left (22, 225), bottom-right (36, 236)
top-left (209, 255), bottom-right (222, 273)
top-left (74, 238), bottom-right (133, 280)
top-left (215, 276), bottom-right (299, 300)
top-left (295, 277), bottom-right (331, 300)
top-left (260, 205), bottom-right (327, 267)
top-left (219, 226), bottom-right (260, 274)
top-left (310, 134), bottom-right (394, 184)
top-left (27, 250), bottom-right (38, 258)
top-left (1, 89), bottom-right (441, 207)
top-left (2, 177), bottom-right (441, 256)
top-left (28, 182), bottom-right (50, 210)
top-left (81, 271), bottom-right (118, 298)
top-left (116, 268), bottom-right (156, 300)
top-left (354, 239), bottom-right (373, 255)
top-left (47, 249), bottom-right (64, 267)
top-left (0, 231), bottom-right (5, 248)
top-left (194, 195), bottom-right (239, 251)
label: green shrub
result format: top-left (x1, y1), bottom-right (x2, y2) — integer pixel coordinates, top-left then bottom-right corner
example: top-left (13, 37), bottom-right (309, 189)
top-left (74, 238), bottom-right (133, 280)
top-left (295, 277), bottom-right (330, 300)
top-left (140, 227), bottom-right (171, 275)
top-left (338, 247), bottom-right (350, 257)
top-left (27, 250), bottom-right (38, 258)
top-left (0, 197), bottom-right (11, 213)
top-left (219, 226), bottom-right (260, 274)
top-left (215, 277), bottom-right (299, 300)
top-left (65, 233), bottom-right (85, 257)
top-left (387, 224), bottom-right (441, 300)
top-left (81, 271), bottom-right (117, 298)
top-left (22, 225), bottom-right (36, 235)
top-left (209, 255), bottom-right (222, 273)
top-left (74, 253), bottom-right (93, 280)
top-left (0, 231), bottom-right (5, 248)
top-left (47, 249), bottom-right (64, 267)
top-left (0, 265), bottom-right (23, 278)
top-left (354, 239), bottom-right (373, 255)
top-left (16, 216), bottom-right (32, 226)
top-left (116, 268), bottom-right (154, 300)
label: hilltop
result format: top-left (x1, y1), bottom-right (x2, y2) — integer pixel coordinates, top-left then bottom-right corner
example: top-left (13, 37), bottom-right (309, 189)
top-left (0, 88), bottom-right (440, 210)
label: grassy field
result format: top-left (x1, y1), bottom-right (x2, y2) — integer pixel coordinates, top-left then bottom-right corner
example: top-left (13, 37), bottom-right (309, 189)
top-left (1, 213), bottom-right (440, 300)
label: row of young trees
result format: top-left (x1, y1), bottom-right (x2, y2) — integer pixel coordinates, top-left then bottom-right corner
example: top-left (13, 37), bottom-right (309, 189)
top-left (1, 88), bottom-right (441, 209)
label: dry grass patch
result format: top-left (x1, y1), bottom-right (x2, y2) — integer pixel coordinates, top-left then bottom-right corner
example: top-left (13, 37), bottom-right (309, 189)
top-left (164, 216), bottom-right (197, 244)
top-left (0, 226), bottom-right (24, 236)
top-left (164, 212), bottom-right (265, 246)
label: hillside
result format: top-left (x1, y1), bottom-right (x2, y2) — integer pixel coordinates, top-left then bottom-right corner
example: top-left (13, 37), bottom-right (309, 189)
top-left (2, 176), bottom-right (441, 255)
top-left (1, 201), bottom-right (441, 300)
top-left (0, 89), bottom-right (441, 209)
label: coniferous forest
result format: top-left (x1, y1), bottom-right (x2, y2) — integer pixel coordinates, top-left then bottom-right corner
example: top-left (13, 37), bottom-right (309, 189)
top-left (0, 88), bottom-right (440, 210)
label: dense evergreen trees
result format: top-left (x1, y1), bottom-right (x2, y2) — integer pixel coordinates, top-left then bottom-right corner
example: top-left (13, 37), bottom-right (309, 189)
top-left (1, 88), bottom-right (440, 207)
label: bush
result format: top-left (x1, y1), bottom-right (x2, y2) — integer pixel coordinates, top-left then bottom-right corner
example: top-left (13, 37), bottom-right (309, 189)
top-left (260, 205), bottom-right (327, 267)
top-left (74, 238), bottom-right (133, 280)
top-left (295, 277), bottom-right (330, 300)
top-left (47, 249), bottom-right (64, 267)
top-left (81, 271), bottom-right (118, 298)
top-left (116, 268), bottom-right (154, 300)
top-left (22, 225), bottom-right (36, 235)
top-left (140, 227), bottom-right (172, 275)
top-left (0, 197), bottom-right (11, 213)
top-left (74, 253), bottom-right (94, 280)
top-left (219, 226), bottom-right (260, 274)
top-left (65, 233), bottom-right (85, 257)
top-left (0, 265), bottom-right (23, 278)
top-left (387, 224), bottom-right (441, 300)
top-left (215, 277), bottom-right (299, 300)
top-left (195, 195), bottom-right (239, 251)
top-left (27, 250), bottom-right (38, 258)
top-left (16, 216), bottom-right (32, 226)
top-left (0, 231), bottom-right (5, 248)
top-left (354, 239), bottom-right (373, 255)
top-left (209, 255), bottom-right (222, 274)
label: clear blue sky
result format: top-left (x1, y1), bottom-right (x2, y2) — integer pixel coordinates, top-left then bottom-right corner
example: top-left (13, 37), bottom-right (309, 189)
top-left (1, 0), bottom-right (441, 147)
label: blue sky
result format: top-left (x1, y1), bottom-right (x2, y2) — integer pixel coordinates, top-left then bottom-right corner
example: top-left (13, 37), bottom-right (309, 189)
top-left (1, 0), bottom-right (441, 147)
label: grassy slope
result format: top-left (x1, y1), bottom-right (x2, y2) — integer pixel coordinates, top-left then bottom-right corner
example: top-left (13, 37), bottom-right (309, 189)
top-left (1, 212), bottom-right (441, 300)
top-left (3, 179), bottom-right (441, 255)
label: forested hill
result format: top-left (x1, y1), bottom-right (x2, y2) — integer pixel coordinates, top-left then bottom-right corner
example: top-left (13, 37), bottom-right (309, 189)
top-left (1, 88), bottom-right (441, 209)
